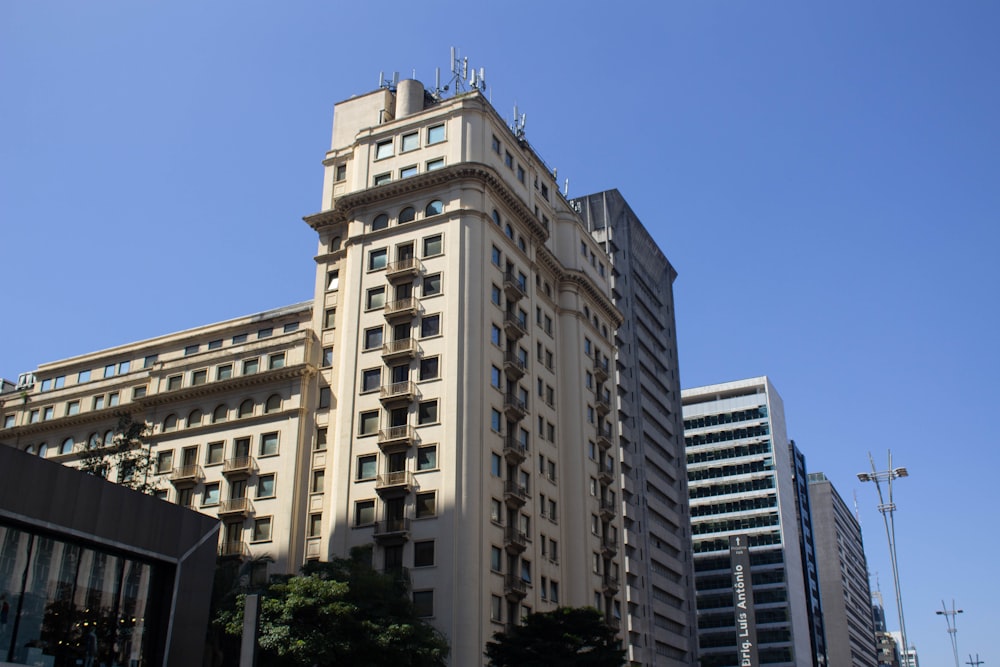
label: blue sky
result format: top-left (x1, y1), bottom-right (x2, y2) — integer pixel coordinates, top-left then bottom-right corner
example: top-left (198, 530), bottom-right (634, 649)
top-left (2, 1), bottom-right (997, 663)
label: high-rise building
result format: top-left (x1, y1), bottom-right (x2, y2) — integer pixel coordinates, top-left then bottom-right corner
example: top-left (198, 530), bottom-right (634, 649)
top-left (808, 472), bottom-right (878, 667)
top-left (682, 377), bottom-right (819, 666)
top-left (790, 442), bottom-right (828, 667)
top-left (1, 73), bottom-right (695, 666)
top-left (890, 633), bottom-right (919, 667)
top-left (573, 190), bottom-right (697, 665)
top-left (873, 595), bottom-right (901, 667)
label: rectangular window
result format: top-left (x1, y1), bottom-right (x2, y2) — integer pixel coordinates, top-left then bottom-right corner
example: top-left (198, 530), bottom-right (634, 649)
top-left (259, 432), bottom-right (279, 457)
top-left (104, 365), bottom-right (115, 378)
top-left (491, 135), bottom-right (501, 153)
top-left (550, 581), bottom-right (559, 603)
top-left (491, 365), bottom-right (502, 389)
top-left (257, 328), bottom-right (272, 339)
top-left (243, 358), bottom-right (259, 375)
top-left (420, 314), bottom-right (440, 338)
top-left (491, 409), bottom-right (502, 433)
top-left (491, 453), bottom-right (502, 477)
top-left (355, 500), bottom-right (375, 526)
top-left (357, 455), bottom-right (377, 480)
top-left (66, 401), bottom-right (80, 416)
top-left (427, 124), bottom-right (445, 144)
top-left (217, 364), bottom-right (233, 381)
top-left (491, 245), bottom-right (501, 266)
top-left (283, 322), bottom-right (299, 333)
top-left (517, 165), bottom-right (525, 183)
top-left (418, 400), bottom-right (438, 425)
top-left (40, 378), bottom-right (52, 392)
top-left (257, 473), bottom-right (276, 498)
top-left (143, 354), bottom-right (158, 369)
top-left (78, 370), bottom-right (91, 383)
top-left (425, 157), bottom-right (445, 171)
top-left (208, 339), bottom-right (223, 350)
top-left (417, 445), bottom-right (437, 471)
top-left (361, 368), bottom-right (381, 393)
top-left (491, 284), bottom-right (501, 305)
top-left (364, 327), bottom-right (383, 350)
top-left (359, 410), bottom-right (379, 435)
top-left (490, 498), bottom-right (502, 523)
top-left (268, 353), bottom-right (285, 370)
top-left (184, 345), bottom-right (199, 356)
top-left (233, 333), bottom-right (248, 344)
top-left (308, 513), bottom-right (323, 537)
top-left (423, 234), bottom-right (443, 257)
top-left (311, 469), bottom-right (325, 494)
top-left (375, 139), bottom-right (393, 159)
top-left (324, 308), bottom-right (337, 329)
top-left (369, 248), bottom-right (388, 271)
top-left (4, 415), bottom-right (16, 428)
top-left (322, 347), bottom-right (333, 368)
top-left (366, 287), bottom-right (386, 310)
top-left (419, 356), bottom-right (439, 381)
top-left (93, 396), bottom-right (105, 410)
top-left (413, 590), bottom-right (434, 618)
top-left (401, 132), bottom-right (419, 152)
top-left (413, 540), bottom-right (434, 567)
top-left (423, 273), bottom-right (441, 297)
top-left (400, 165), bottom-right (418, 179)
top-left (490, 324), bottom-right (502, 346)
top-left (207, 441), bottom-right (224, 465)
top-left (252, 517), bottom-right (272, 542)
top-left (335, 164), bottom-right (347, 181)
top-left (42, 406), bottom-right (53, 421)
top-left (315, 427), bottom-right (328, 451)
top-left (156, 450), bottom-right (174, 474)
top-left (327, 270), bottom-right (339, 291)
top-left (191, 369), bottom-right (207, 386)
top-left (167, 375), bottom-right (182, 391)
top-left (374, 172), bottom-right (391, 186)
top-left (318, 387), bottom-right (331, 409)
top-left (491, 546), bottom-right (502, 572)
top-left (203, 483), bottom-right (220, 506)
top-left (504, 151), bottom-right (513, 168)
top-left (415, 492), bottom-right (436, 518)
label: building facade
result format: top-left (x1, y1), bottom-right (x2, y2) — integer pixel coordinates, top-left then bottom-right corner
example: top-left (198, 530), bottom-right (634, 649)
top-left (573, 190), bottom-right (697, 665)
top-left (682, 377), bottom-right (817, 666)
top-left (1, 76), bottom-right (696, 666)
top-left (808, 472), bottom-right (878, 667)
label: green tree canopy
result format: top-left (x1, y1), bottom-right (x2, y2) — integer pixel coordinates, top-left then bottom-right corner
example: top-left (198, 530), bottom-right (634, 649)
top-left (485, 607), bottom-right (625, 667)
top-left (78, 413), bottom-right (158, 494)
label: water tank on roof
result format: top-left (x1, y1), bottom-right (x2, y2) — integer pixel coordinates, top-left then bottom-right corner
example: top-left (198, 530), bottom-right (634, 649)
top-left (395, 79), bottom-right (425, 119)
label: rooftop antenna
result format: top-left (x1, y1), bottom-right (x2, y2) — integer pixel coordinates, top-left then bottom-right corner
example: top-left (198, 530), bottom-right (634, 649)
top-left (564, 178), bottom-right (569, 196)
top-left (443, 46), bottom-right (486, 96)
top-left (511, 103), bottom-right (526, 139)
top-left (378, 71), bottom-right (399, 91)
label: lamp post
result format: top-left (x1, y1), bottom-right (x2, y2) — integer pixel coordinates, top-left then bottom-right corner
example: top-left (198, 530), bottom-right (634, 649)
top-left (858, 451), bottom-right (909, 663)
top-left (966, 655), bottom-right (984, 667)
top-left (936, 599), bottom-right (963, 667)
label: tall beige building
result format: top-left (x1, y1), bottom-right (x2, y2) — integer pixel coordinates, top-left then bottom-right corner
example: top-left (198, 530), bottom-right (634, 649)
top-left (2, 75), bottom-right (694, 665)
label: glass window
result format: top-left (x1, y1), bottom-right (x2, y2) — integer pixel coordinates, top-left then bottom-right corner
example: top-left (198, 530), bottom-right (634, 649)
top-left (367, 287), bottom-right (386, 310)
top-left (243, 358), bottom-right (259, 375)
top-left (491, 452), bottom-right (501, 476)
top-left (491, 245), bottom-right (501, 265)
top-left (167, 375), bottom-right (182, 391)
top-left (163, 414), bottom-right (178, 432)
top-left (208, 339), bottom-right (223, 350)
top-left (372, 213), bottom-right (389, 230)
top-left (415, 492), bottom-right (436, 518)
top-left (490, 366), bottom-right (501, 389)
top-left (364, 327), bottom-right (384, 350)
top-left (417, 445), bottom-right (437, 471)
top-left (423, 234), bottom-right (443, 257)
top-left (369, 248), bottom-right (388, 271)
top-left (490, 324), bottom-right (502, 346)
top-left (426, 158), bottom-right (444, 171)
top-left (265, 394), bottom-right (282, 414)
top-left (284, 322), bottom-right (299, 333)
top-left (491, 284), bottom-right (501, 305)
top-left (418, 400), bottom-right (438, 425)
top-left (491, 498), bottom-right (502, 522)
top-left (374, 172), bottom-right (391, 186)
top-left (427, 124), bottom-right (445, 144)
top-left (253, 517), bottom-right (272, 542)
top-left (425, 199), bottom-right (443, 216)
top-left (414, 540), bottom-right (434, 567)
top-left (399, 207), bottom-right (416, 224)
top-left (78, 370), bottom-right (91, 383)
top-left (59, 437), bottom-right (74, 455)
top-left (308, 513), bottom-right (323, 537)
top-left (238, 400), bottom-right (254, 418)
top-left (423, 273), bottom-right (442, 297)
top-left (335, 164), bottom-right (347, 181)
top-left (184, 345), bottom-right (199, 356)
top-left (504, 151), bottom-right (513, 168)
top-left (490, 409), bottom-right (502, 432)
top-left (268, 353), bottom-right (285, 370)
top-left (259, 432), bottom-right (279, 457)
top-left (207, 441), bottom-right (224, 465)
top-left (43, 407), bottom-right (54, 421)
top-left (327, 270), bottom-right (339, 291)
top-left (362, 368), bottom-right (381, 392)
top-left (322, 347), bottom-right (333, 367)
top-left (324, 308), bottom-right (336, 329)
top-left (144, 354), bottom-right (158, 368)
top-left (66, 401), bottom-right (80, 416)
top-left (401, 131), bottom-right (419, 152)
top-left (419, 356), bottom-right (439, 381)
top-left (355, 500), bottom-right (375, 526)
top-left (420, 315), bottom-right (440, 338)
top-left (400, 165), bottom-right (418, 179)
top-left (213, 404), bottom-right (229, 423)
top-left (233, 333), bottom-right (248, 344)
top-left (217, 364), bottom-right (233, 380)
top-left (104, 365), bottom-right (115, 378)
top-left (413, 590), bottom-right (434, 617)
top-left (357, 455), bottom-right (377, 480)
top-left (315, 427), bottom-right (328, 451)
top-left (319, 387), bottom-right (331, 409)
top-left (203, 483), bottom-right (220, 506)
top-left (491, 135), bottom-right (501, 153)
top-left (311, 469), bottom-right (325, 493)
top-left (375, 139), bottom-right (393, 159)
top-left (517, 165), bottom-right (525, 183)
top-left (359, 410), bottom-right (379, 435)
top-left (491, 546), bottom-right (502, 571)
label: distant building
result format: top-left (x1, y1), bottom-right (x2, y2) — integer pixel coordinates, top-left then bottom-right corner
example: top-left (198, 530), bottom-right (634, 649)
top-left (890, 632), bottom-right (918, 667)
top-left (872, 595), bottom-right (900, 667)
top-left (683, 377), bottom-right (821, 666)
top-left (808, 472), bottom-right (878, 667)
top-left (790, 443), bottom-right (827, 666)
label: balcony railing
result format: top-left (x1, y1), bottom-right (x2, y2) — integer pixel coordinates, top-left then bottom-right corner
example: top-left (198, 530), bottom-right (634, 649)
top-left (597, 428), bottom-right (613, 450)
top-left (379, 381), bottom-right (417, 404)
top-left (373, 518), bottom-right (411, 541)
top-left (503, 435), bottom-right (527, 464)
top-left (169, 464), bottom-right (203, 486)
top-left (386, 257), bottom-right (421, 280)
top-left (601, 538), bottom-right (618, 558)
top-left (384, 297), bottom-right (418, 319)
top-left (218, 540), bottom-right (249, 559)
top-left (223, 456), bottom-right (255, 477)
top-left (503, 271), bottom-right (527, 301)
top-left (381, 338), bottom-right (417, 359)
top-left (503, 480), bottom-right (527, 507)
top-left (503, 351), bottom-right (526, 379)
top-left (504, 526), bottom-right (527, 553)
top-left (504, 574), bottom-right (527, 599)
top-left (503, 393), bottom-right (528, 421)
top-left (218, 497), bottom-right (255, 517)
top-left (503, 313), bottom-right (527, 340)
top-left (599, 462), bottom-right (615, 484)
top-left (378, 425), bottom-right (415, 449)
top-left (595, 395), bottom-right (611, 416)
top-left (376, 471), bottom-right (413, 494)
top-left (594, 356), bottom-right (610, 382)
top-left (602, 574), bottom-right (620, 595)
top-left (599, 498), bottom-right (617, 520)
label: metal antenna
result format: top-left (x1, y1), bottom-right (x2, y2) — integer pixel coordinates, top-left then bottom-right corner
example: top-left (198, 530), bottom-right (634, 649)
top-left (967, 655), bottom-right (984, 667)
top-left (936, 600), bottom-right (963, 667)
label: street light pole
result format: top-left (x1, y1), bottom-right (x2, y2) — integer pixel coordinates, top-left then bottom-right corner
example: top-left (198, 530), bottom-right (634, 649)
top-left (966, 655), bottom-right (984, 667)
top-left (936, 599), bottom-right (963, 667)
top-left (858, 450), bottom-right (910, 663)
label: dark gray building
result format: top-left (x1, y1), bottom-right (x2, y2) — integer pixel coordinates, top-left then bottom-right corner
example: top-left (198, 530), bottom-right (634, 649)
top-left (790, 443), bottom-right (827, 666)
top-left (0, 444), bottom-right (219, 666)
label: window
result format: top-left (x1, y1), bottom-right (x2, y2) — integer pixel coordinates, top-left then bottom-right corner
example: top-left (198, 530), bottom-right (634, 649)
top-left (490, 409), bottom-right (502, 433)
top-left (359, 411), bottom-right (379, 435)
top-left (3, 415), bottom-right (14, 429)
top-left (361, 368), bottom-right (381, 393)
top-left (413, 590), bottom-right (434, 618)
top-left (490, 452), bottom-right (502, 477)
top-left (252, 517), bottom-right (272, 542)
top-left (162, 414), bottom-right (178, 432)
top-left (504, 223), bottom-right (513, 239)
top-left (59, 437), bottom-right (74, 455)
top-left (257, 473), bottom-right (276, 498)
top-left (311, 469), bottom-right (325, 494)
top-left (203, 483), bottom-right (220, 506)
top-left (419, 356), bottom-right (439, 381)
top-left (490, 498), bottom-right (502, 523)
top-left (43, 407), bottom-right (54, 421)
top-left (318, 387), bottom-right (331, 409)
top-left (414, 540), bottom-right (434, 567)
top-left (143, 354), bottom-right (158, 369)
top-left (233, 333), bottom-right (248, 344)
top-left (490, 324), bottom-right (502, 346)
top-left (355, 500), bottom-right (375, 526)
top-left (548, 499), bottom-right (557, 521)
top-left (372, 213), bottom-right (389, 230)
top-left (259, 432), bottom-right (279, 457)
top-left (491, 284), bottom-right (501, 306)
top-left (491, 135), bottom-right (501, 153)
top-left (425, 199), bottom-right (443, 216)
top-left (357, 455), bottom-right (377, 480)
top-left (335, 164), bottom-right (347, 181)
top-left (400, 165), bottom-right (418, 179)
top-left (315, 427), bottom-right (327, 451)
top-left (420, 315), bottom-right (440, 338)
top-left (206, 442), bottom-right (224, 465)
top-left (427, 124), bottom-right (445, 144)
top-left (238, 399), bottom-right (254, 419)
top-left (549, 540), bottom-right (558, 562)
top-left (375, 139), bottom-right (393, 159)
top-left (364, 327), bottom-right (383, 350)
top-left (504, 151), bottom-right (513, 168)
top-left (326, 270), bottom-right (339, 291)
top-left (417, 445), bottom-right (437, 471)
top-left (104, 364), bottom-right (116, 379)
top-left (265, 394), bottom-right (282, 414)
top-left (491, 245), bottom-right (501, 265)
top-left (550, 581), bottom-right (559, 603)
top-left (243, 358), bottom-right (259, 375)
top-left (366, 287), bottom-right (386, 310)
top-left (78, 370), bottom-right (91, 383)
top-left (401, 131), bottom-right (419, 152)
top-left (268, 353), bottom-right (285, 370)
top-left (544, 315), bottom-right (553, 335)
top-left (217, 364), bottom-right (233, 381)
top-left (490, 366), bottom-right (502, 389)
top-left (521, 560), bottom-right (531, 584)
top-left (257, 327), bottom-right (272, 339)
top-left (40, 378), bottom-right (52, 392)
top-left (374, 172), bottom-right (391, 186)
top-left (399, 206), bottom-right (416, 223)
top-left (426, 157), bottom-right (444, 171)
top-left (423, 273), bottom-right (441, 297)
top-left (166, 375), bottom-right (182, 391)
top-left (423, 234), bottom-right (442, 257)
top-left (418, 400), bottom-right (438, 425)
top-left (66, 400), bottom-right (80, 416)
top-left (415, 492), bottom-right (436, 518)
top-left (184, 344), bottom-right (199, 356)
top-left (541, 183), bottom-right (549, 200)
top-left (308, 514), bottom-right (323, 538)
top-left (517, 165), bottom-right (525, 183)
top-left (213, 404), bottom-right (228, 423)
top-left (369, 248), bottom-right (388, 271)
top-left (490, 546), bottom-right (503, 572)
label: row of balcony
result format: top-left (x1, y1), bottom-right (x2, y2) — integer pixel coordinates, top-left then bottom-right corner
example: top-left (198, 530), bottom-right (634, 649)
top-left (168, 457), bottom-right (256, 486)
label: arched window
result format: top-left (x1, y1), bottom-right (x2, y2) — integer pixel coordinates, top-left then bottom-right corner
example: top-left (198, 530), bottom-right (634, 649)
top-left (584, 306), bottom-right (591, 319)
top-left (238, 399), bottom-right (255, 419)
top-left (399, 207), bottom-right (416, 224)
top-left (88, 432), bottom-right (101, 449)
top-left (163, 414), bottom-right (178, 432)
top-left (372, 213), bottom-right (389, 230)
top-left (265, 394), bottom-right (282, 414)
top-left (518, 236), bottom-right (526, 252)
top-left (24, 445), bottom-right (35, 455)
top-left (425, 200), bottom-right (443, 217)
top-left (504, 224), bottom-right (513, 239)
top-left (104, 430), bottom-right (115, 447)
top-left (329, 236), bottom-right (342, 252)
top-left (213, 404), bottom-right (228, 423)
top-left (492, 209), bottom-right (501, 226)
top-left (60, 438), bottom-right (74, 455)
top-left (38, 443), bottom-right (48, 457)
top-left (187, 409), bottom-right (203, 428)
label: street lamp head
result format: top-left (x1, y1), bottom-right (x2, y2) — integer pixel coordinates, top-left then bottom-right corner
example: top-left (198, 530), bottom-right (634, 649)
top-left (894, 467), bottom-right (909, 478)
top-left (857, 473), bottom-right (872, 482)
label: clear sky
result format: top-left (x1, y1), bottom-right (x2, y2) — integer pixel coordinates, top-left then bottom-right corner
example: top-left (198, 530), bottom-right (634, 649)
top-left (2, 1), bottom-right (997, 663)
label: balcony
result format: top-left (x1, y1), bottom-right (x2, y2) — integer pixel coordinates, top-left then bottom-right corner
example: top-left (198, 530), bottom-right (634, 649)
top-left (222, 456), bottom-right (255, 479)
top-left (601, 538), bottom-right (618, 558)
top-left (599, 498), bottom-right (617, 521)
top-left (381, 337), bottom-right (417, 360)
top-left (504, 526), bottom-right (527, 554)
top-left (594, 356), bottom-right (610, 383)
top-left (503, 435), bottom-right (527, 464)
top-left (218, 540), bottom-right (249, 559)
top-left (384, 297), bottom-right (419, 321)
top-left (606, 616), bottom-right (621, 632)
top-left (595, 394), bottom-right (611, 417)
top-left (378, 425), bottom-right (415, 451)
top-left (504, 574), bottom-right (527, 601)
top-left (169, 464), bottom-right (203, 487)
top-left (598, 462), bottom-right (615, 485)
top-left (503, 271), bottom-right (527, 301)
top-left (373, 518), bottom-right (411, 543)
top-left (602, 574), bottom-right (620, 596)
top-left (386, 258), bottom-right (421, 281)
top-left (379, 381), bottom-right (417, 405)
top-left (503, 313), bottom-right (527, 340)
top-left (375, 471), bottom-right (414, 496)
top-left (503, 479), bottom-right (527, 508)
top-left (503, 351), bottom-right (526, 380)
top-left (503, 393), bottom-right (528, 421)
top-left (381, 565), bottom-right (411, 584)
top-left (597, 428), bottom-right (613, 450)
top-left (218, 497), bottom-right (255, 518)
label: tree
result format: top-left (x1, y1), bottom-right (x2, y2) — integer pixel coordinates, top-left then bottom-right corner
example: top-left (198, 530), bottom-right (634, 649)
top-left (485, 607), bottom-right (626, 667)
top-left (78, 413), bottom-right (158, 494)
top-left (221, 548), bottom-right (449, 667)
